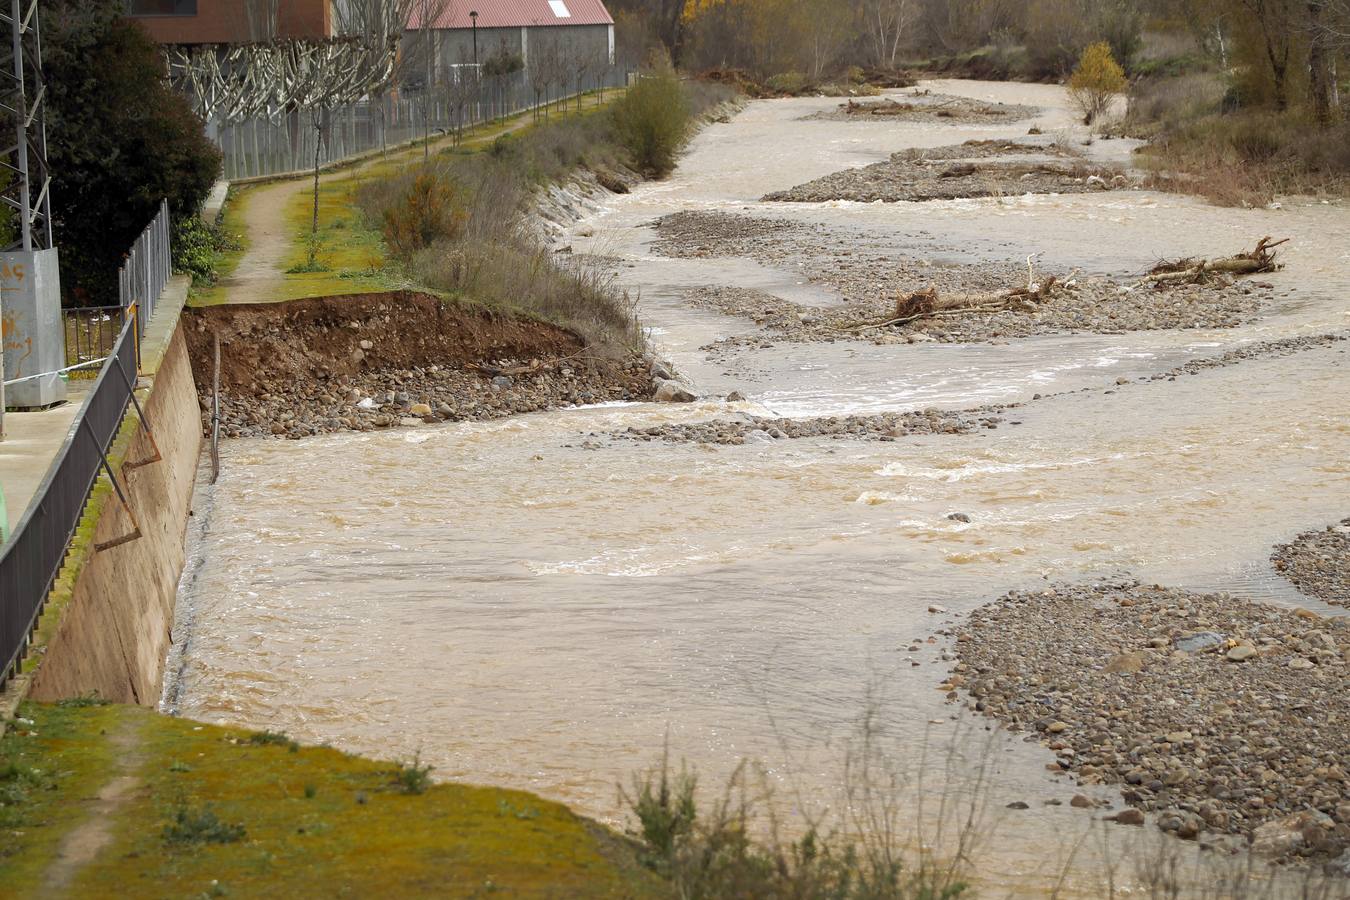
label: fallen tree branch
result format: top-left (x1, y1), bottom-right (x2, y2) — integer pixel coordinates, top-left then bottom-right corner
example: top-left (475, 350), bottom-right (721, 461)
top-left (1143, 237), bottom-right (1288, 286)
top-left (836, 259), bottom-right (1059, 333)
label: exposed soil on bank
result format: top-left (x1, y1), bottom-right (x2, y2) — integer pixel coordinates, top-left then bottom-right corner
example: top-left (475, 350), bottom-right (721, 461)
top-left (1273, 518), bottom-right (1350, 606)
top-left (763, 139), bottom-right (1132, 203)
top-left (185, 292), bottom-right (656, 440)
top-left (802, 93), bottom-right (1037, 123)
top-left (951, 581), bottom-right (1350, 866)
top-left (655, 211), bottom-right (1274, 346)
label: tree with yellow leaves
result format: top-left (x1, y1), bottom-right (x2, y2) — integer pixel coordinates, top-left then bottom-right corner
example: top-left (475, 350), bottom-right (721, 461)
top-left (1067, 41), bottom-right (1126, 124)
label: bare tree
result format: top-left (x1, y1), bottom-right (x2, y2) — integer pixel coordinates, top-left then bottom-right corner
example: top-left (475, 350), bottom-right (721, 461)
top-left (529, 35), bottom-right (563, 119)
top-left (857, 0), bottom-right (918, 68)
top-left (1235, 0), bottom-right (1300, 110)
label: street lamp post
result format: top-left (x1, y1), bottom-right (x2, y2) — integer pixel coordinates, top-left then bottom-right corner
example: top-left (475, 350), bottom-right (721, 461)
top-left (469, 11), bottom-right (479, 123)
top-left (470, 10), bottom-right (478, 66)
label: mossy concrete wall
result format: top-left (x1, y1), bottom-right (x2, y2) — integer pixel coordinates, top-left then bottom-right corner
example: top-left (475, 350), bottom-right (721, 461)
top-left (28, 324), bottom-right (201, 704)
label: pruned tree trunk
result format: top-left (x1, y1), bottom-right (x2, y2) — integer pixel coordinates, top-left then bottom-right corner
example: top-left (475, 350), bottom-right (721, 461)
top-left (1308, 1), bottom-right (1334, 126)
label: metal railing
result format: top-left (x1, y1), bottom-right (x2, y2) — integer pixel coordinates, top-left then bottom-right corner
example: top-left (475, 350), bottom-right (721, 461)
top-left (63, 305), bottom-right (128, 372)
top-left (0, 316), bottom-right (143, 686)
top-left (118, 199), bottom-right (170, 341)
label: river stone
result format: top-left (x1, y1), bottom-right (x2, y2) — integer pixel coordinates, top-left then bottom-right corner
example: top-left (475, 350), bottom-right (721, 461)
top-left (1174, 631), bottom-right (1224, 653)
top-left (1251, 810), bottom-right (1332, 856)
top-left (654, 380), bottom-right (697, 403)
top-left (1112, 809), bottom-right (1145, 826)
top-left (1226, 644), bottom-right (1258, 662)
top-left (1103, 651), bottom-right (1144, 674)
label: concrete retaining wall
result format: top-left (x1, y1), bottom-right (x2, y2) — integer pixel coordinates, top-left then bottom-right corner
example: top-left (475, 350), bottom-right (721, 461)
top-left (28, 323), bottom-right (201, 704)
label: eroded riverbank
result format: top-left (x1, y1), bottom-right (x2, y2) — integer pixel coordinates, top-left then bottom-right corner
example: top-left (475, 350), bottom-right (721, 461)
top-left (168, 80), bottom-right (1350, 896)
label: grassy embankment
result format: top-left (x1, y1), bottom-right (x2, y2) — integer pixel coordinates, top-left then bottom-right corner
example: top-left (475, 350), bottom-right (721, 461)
top-left (349, 69), bottom-right (732, 352)
top-left (0, 701), bottom-right (664, 898)
top-left (188, 90), bottom-right (629, 308)
top-left (1122, 72), bottom-right (1350, 206)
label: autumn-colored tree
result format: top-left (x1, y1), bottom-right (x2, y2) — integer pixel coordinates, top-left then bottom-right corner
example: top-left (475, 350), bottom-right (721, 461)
top-left (1067, 41), bottom-right (1127, 123)
top-left (382, 172), bottom-right (467, 258)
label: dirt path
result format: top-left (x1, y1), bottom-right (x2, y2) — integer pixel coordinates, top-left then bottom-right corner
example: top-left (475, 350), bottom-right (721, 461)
top-left (218, 97), bottom-right (614, 306)
top-left (221, 178), bottom-right (299, 304)
top-left (40, 714), bottom-right (143, 896)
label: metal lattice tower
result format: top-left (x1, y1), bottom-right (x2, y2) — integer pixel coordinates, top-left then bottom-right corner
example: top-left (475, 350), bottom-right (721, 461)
top-left (0, 0), bottom-right (52, 252)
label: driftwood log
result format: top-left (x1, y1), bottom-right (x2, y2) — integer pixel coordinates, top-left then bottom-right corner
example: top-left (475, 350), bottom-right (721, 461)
top-left (1142, 237), bottom-right (1288, 286)
top-left (840, 256), bottom-right (1062, 332)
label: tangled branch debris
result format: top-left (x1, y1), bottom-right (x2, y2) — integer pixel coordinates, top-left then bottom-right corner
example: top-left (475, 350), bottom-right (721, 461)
top-left (840, 255), bottom-right (1064, 331)
top-left (1142, 237), bottom-right (1288, 286)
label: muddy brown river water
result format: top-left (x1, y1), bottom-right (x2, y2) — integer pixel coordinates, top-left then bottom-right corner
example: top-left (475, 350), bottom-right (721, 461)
top-left (166, 81), bottom-right (1350, 896)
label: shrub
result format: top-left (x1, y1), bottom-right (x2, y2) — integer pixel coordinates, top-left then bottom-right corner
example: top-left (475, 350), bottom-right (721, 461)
top-left (1137, 111), bottom-right (1350, 207)
top-left (766, 72), bottom-right (811, 95)
top-left (1069, 42), bottom-right (1127, 124)
top-left (246, 730), bottom-right (294, 748)
top-left (381, 172), bottom-right (467, 259)
top-left (623, 753), bottom-right (974, 899)
top-left (172, 217), bottom-right (239, 287)
top-left (610, 60), bottom-right (690, 178)
top-left (162, 806), bottom-right (246, 846)
top-left (1124, 73), bottom-right (1225, 136)
top-left (392, 754), bottom-right (434, 795)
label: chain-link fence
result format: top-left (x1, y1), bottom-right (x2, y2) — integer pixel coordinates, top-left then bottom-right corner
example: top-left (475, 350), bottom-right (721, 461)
top-left (214, 68), bottom-right (631, 182)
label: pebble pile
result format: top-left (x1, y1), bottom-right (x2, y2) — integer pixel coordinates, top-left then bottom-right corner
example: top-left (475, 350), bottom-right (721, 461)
top-left (206, 359), bottom-right (656, 440)
top-left (1273, 518), bottom-right (1350, 606)
top-left (953, 581), bottom-right (1350, 864)
top-left (764, 141), bottom-right (1130, 203)
top-left (616, 405), bottom-right (1008, 445)
top-left (802, 93), bottom-right (1037, 123)
top-left (656, 211), bottom-right (1275, 346)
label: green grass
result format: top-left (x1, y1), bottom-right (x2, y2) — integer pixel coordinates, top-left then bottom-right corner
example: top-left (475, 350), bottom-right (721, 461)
top-left (0, 702), bottom-right (667, 899)
top-left (187, 185), bottom-right (253, 307)
top-left (189, 90), bottom-right (624, 310)
top-left (0, 703), bottom-right (123, 889)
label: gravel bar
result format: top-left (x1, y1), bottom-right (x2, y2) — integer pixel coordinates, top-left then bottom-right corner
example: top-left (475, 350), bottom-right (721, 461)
top-left (953, 581), bottom-right (1350, 864)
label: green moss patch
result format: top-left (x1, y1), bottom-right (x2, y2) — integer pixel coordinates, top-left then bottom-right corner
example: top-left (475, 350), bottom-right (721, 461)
top-left (0, 703), bottom-right (664, 898)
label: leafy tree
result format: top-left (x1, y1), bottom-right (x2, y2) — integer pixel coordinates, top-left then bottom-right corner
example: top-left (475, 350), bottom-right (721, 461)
top-left (43, 1), bottom-right (220, 305)
top-left (1068, 41), bottom-right (1127, 123)
top-left (611, 55), bottom-right (690, 176)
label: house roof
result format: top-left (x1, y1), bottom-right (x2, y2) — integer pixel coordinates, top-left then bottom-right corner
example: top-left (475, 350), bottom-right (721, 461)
top-left (410, 0), bottom-right (614, 30)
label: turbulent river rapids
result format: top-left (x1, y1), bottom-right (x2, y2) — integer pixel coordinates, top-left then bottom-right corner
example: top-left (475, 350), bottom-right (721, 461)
top-left (166, 81), bottom-right (1350, 895)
